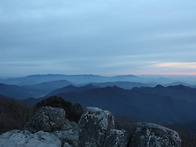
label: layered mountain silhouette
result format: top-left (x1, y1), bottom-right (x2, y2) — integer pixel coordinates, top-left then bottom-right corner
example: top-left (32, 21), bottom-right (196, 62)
top-left (1, 80), bottom-right (196, 125)
top-left (42, 85), bottom-right (196, 124)
top-left (2, 74), bottom-right (196, 86)
top-left (0, 74), bottom-right (166, 86)
top-left (46, 84), bottom-right (97, 97)
top-left (132, 84), bottom-right (196, 103)
top-left (1, 74), bottom-right (107, 85)
top-left (26, 80), bottom-right (72, 93)
top-left (0, 83), bottom-right (46, 99)
top-left (89, 81), bottom-right (156, 89)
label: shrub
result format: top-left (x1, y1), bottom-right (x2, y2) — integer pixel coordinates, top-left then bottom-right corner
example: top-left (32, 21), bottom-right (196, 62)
top-left (34, 96), bottom-right (83, 123)
top-left (0, 99), bottom-right (32, 134)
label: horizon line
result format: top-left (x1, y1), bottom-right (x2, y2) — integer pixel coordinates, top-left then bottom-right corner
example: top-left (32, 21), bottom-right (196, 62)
top-left (2, 72), bottom-right (196, 78)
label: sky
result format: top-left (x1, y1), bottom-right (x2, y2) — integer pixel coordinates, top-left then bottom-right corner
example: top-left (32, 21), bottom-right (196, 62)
top-left (1, 0), bottom-right (196, 77)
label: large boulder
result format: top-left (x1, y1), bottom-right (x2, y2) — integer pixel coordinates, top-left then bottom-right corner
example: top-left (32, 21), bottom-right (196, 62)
top-left (104, 129), bottom-right (128, 147)
top-left (78, 107), bottom-right (128, 147)
top-left (54, 121), bottom-right (79, 147)
top-left (129, 122), bottom-right (181, 147)
top-left (25, 106), bottom-right (67, 133)
top-left (34, 96), bottom-right (83, 123)
top-left (24, 106), bottom-right (79, 147)
top-left (0, 130), bottom-right (61, 147)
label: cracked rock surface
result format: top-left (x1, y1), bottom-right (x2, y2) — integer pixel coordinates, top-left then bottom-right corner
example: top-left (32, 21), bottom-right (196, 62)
top-left (78, 107), bottom-right (128, 147)
top-left (129, 122), bottom-right (181, 147)
top-left (25, 106), bottom-right (66, 133)
top-left (0, 106), bottom-right (181, 147)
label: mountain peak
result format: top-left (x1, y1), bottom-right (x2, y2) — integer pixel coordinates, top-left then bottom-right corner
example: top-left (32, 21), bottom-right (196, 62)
top-left (155, 85), bottom-right (164, 88)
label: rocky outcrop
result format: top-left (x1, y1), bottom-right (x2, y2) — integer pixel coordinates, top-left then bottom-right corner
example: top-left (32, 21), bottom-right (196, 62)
top-left (34, 96), bottom-right (83, 123)
top-left (24, 106), bottom-right (79, 147)
top-left (104, 129), bottom-right (128, 147)
top-left (130, 122), bottom-right (181, 147)
top-left (0, 106), bottom-right (181, 147)
top-left (0, 130), bottom-right (61, 147)
top-left (78, 107), bottom-right (128, 147)
top-left (54, 122), bottom-right (79, 147)
top-left (25, 106), bottom-right (67, 132)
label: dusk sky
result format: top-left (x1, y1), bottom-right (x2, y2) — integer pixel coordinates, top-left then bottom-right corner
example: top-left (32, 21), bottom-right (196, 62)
top-left (1, 0), bottom-right (196, 77)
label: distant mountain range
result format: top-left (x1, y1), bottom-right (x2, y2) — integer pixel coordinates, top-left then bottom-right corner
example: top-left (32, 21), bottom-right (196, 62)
top-left (0, 80), bottom-right (155, 99)
top-left (0, 83), bottom-right (46, 99)
top-left (0, 74), bottom-right (185, 86)
top-left (46, 85), bottom-right (196, 124)
top-left (132, 84), bottom-right (196, 103)
top-left (1, 74), bottom-right (196, 125)
top-left (46, 84), bottom-right (97, 97)
top-left (88, 81), bottom-right (156, 89)
top-left (12, 84), bottom-right (191, 124)
top-left (0, 74), bottom-right (108, 85)
top-left (25, 80), bottom-right (72, 93)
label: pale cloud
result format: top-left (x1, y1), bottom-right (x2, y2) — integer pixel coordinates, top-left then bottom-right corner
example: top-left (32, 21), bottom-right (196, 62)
top-left (153, 62), bottom-right (196, 69)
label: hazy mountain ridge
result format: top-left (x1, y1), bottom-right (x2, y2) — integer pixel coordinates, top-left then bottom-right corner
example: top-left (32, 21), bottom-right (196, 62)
top-left (25, 80), bottom-right (72, 93)
top-left (88, 81), bottom-right (156, 89)
top-left (0, 83), bottom-right (46, 99)
top-left (45, 86), bottom-right (196, 124)
top-left (1, 74), bottom-right (196, 127)
top-left (2, 74), bottom-right (194, 86)
top-left (1, 74), bottom-right (107, 85)
top-left (46, 84), bottom-right (97, 97)
top-left (132, 84), bottom-right (196, 103)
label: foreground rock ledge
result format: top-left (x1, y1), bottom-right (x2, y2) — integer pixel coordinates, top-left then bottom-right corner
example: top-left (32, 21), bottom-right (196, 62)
top-left (0, 130), bottom-right (61, 147)
top-left (78, 107), bottom-right (128, 147)
top-left (130, 122), bottom-right (181, 147)
top-left (0, 106), bottom-right (181, 147)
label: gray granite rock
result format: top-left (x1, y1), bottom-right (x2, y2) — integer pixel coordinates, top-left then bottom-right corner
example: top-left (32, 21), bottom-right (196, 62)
top-left (0, 106), bottom-right (182, 147)
top-left (78, 107), bottom-right (128, 147)
top-left (24, 106), bottom-right (79, 147)
top-left (0, 130), bottom-right (61, 147)
top-left (130, 122), bottom-right (181, 147)
top-left (25, 106), bottom-right (66, 133)
top-left (54, 121), bottom-right (79, 147)
top-left (104, 129), bottom-right (128, 147)
top-left (63, 142), bottom-right (72, 147)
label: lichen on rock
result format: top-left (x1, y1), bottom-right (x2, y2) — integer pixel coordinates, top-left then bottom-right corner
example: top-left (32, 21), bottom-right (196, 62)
top-left (78, 107), bottom-right (128, 147)
top-left (0, 106), bottom-right (182, 147)
top-left (129, 122), bottom-right (181, 147)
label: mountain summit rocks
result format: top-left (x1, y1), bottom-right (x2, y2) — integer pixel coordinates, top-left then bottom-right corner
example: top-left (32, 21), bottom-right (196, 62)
top-left (78, 107), bottom-right (128, 147)
top-left (25, 106), bottom-right (67, 132)
top-left (130, 122), bottom-right (181, 147)
top-left (0, 106), bottom-right (181, 147)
